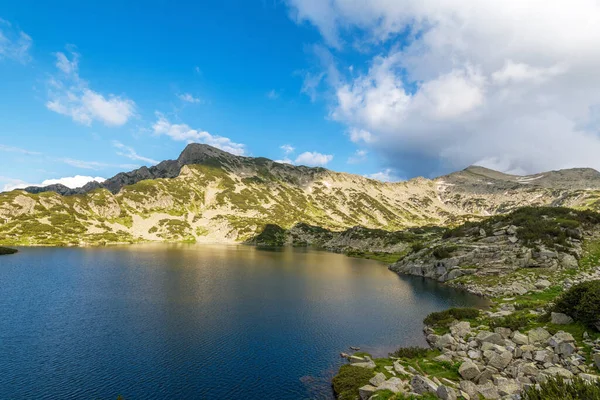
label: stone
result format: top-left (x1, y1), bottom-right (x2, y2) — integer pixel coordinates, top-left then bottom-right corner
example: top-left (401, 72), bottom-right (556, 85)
top-left (450, 321), bottom-right (471, 338)
top-left (411, 375), bottom-right (438, 394)
top-left (535, 279), bottom-right (551, 289)
top-left (476, 331), bottom-right (505, 346)
top-left (512, 331), bottom-right (529, 345)
top-left (558, 341), bottom-right (576, 356)
top-left (477, 382), bottom-right (500, 399)
top-left (460, 380), bottom-right (479, 400)
top-left (369, 372), bottom-right (387, 387)
top-left (528, 327), bottom-right (551, 344)
top-left (520, 362), bottom-right (539, 376)
top-left (435, 334), bottom-right (457, 349)
top-left (488, 351), bottom-right (513, 370)
top-left (508, 236), bottom-right (518, 244)
top-left (534, 350), bottom-right (552, 363)
top-left (378, 377), bottom-right (404, 393)
top-left (542, 366), bottom-right (574, 379)
top-left (353, 356), bottom-right (376, 369)
top-left (497, 380), bottom-right (521, 396)
top-left (479, 228), bottom-right (487, 237)
top-left (467, 350), bottom-right (481, 360)
top-left (494, 327), bottom-right (512, 339)
top-left (580, 373), bottom-right (600, 383)
top-left (435, 354), bottom-right (454, 363)
top-left (459, 360), bottom-right (481, 380)
top-left (507, 225), bottom-right (518, 235)
top-left (358, 385), bottom-right (376, 400)
top-left (551, 312), bottom-right (574, 325)
top-left (475, 368), bottom-right (495, 385)
top-left (593, 353), bottom-right (600, 370)
top-left (437, 384), bottom-right (458, 400)
top-left (549, 331), bottom-right (575, 347)
top-left (394, 361), bottom-right (411, 375)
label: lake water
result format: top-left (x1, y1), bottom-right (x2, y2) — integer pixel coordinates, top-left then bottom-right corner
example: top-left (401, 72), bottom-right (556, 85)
top-left (0, 245), bottom-right (486, 400)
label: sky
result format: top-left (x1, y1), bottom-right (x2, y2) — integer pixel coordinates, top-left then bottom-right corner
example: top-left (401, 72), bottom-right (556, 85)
top-left (1, 0), bottom-right (600, 191)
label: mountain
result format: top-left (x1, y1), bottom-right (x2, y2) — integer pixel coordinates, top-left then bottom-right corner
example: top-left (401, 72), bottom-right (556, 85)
top-left (2, 143), bottom-right (600, 246)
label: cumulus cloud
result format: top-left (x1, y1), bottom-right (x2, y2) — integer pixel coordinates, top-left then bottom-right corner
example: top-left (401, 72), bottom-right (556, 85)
top-left (347, 149), bottom-right (367, 164)
top-left (112, 141), bottom-right (158, 165)
top-left (365, 169), bottom-right (398, 182)
top-left (280, 144), bottom-right (295, 155)
top-left (46, 49), bottom-right (136, 127)
top-left (0, 19), bottom-right (32, 63)
top-left (294, 151), bottom-right (333, 166)
top-left (3, 175), bottom-right (105, 192)
top-left (178, 93), bottom-right (201, 103)
top-left (152, 113), bottom-right (246, 155)
top-left (286, 0), bottom-right (600, 176)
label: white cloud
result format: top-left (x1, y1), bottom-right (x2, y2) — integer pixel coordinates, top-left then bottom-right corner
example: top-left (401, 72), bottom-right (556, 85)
top-left (0, 144), bottom-right (41, 155)
top-left (274, 158), bottom-right (294, 164)
top-left (280, 144), bottom-right (295, 155)
top-left (286, 0), bottom-right (600, 176)
top-left (112, 141), bottom-right (158, 165)
top-left (178, 93), bottom-right (201, 103)
top-left (366, 169), bottom-right (398, 182)
top-left (3, 175), bottom-right (105, 192)
top-left (46, 50), bottom-right (136, 127)
top-left (347, 149), bottom-right (367, 164)
top-left (294, 151), bottom-right (333, 166)
top-left (152, 113), bottom-right (246, 155)
top-left (267, 89), bottom-right (280, 99)
top-left (0, 19), bottom-right (32, 63)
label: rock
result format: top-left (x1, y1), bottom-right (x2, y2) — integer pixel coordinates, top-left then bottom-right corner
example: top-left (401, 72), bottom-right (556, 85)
top-left (450, 321), bottom-right (471, 338)
top-left (435, 354), bottom-right (454, 363)
top-left (476, 331), bottom-right (505, 346)
top-left (580, 373), bottom-right (600, 383)
top-left (411, 375), bottom-right (438, 394)
top-left (535, 279), bottom-right (551, 289)
top-left (394, 361), bottom-right (412, 375)
top-left (477, 382), bottom-right (500, 399)
top-left (378, 377), bottom-right (404, 393)
top-left (353, 356), bottom-right (376, 369)
top-left (459, 361), bottom-right (481, 380)
top-left (519, 362), bottom-right (539, 376)
top-left (358, 385), bottom-right (376, 400)
top-left (460, 380), bottom-right (479, 400)
top-left (467, 350), bottom-right (481, 360)
top-left (488, 351), bottom-right (513, 370)
top-left (542, 366), bottom-right (574, 379)
top-left (497, 380), bottom-right (521, 396)
top-left (558, 341), bottom-right (576, 356)
top-left (549, 331), bottom-right (575, 347)
top-left (494, 327), bottom-right (512, 339)
top-left (475, 368), bottom-right (495, 385)
top-left (534, 350), bottom-right (552, 363)
top-left (512, 331), bottom-right (529, 345)
top-left (551, 312), bottom-right (574, 325)
top-left (435, 333), bottom-right (457, 349)
top-left (437, 384), bottom-right (458, 400)
top-left (369, 372), bottom-right (387, 387)
top-left (593, 353), bottom-right (600, 370)
top-left (507, 225), bottom-right (518, 235)
top-left (528, 327), bottom-right (551, 344)
top-left (508, 236), bottom-right (518, 244)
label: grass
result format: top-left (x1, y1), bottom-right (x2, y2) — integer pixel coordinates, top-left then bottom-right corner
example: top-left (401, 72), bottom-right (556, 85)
top-left (346, 250), bottom-right (408, 264)
top-left (423, 307), bottom-right (480, 329)
top-left (523, 376), bottom-right (600, 400)
top-left (332, 364), bottom-right (374, 400)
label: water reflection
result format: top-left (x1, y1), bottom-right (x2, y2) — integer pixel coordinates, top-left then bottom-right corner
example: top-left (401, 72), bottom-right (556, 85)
top-left (0, 244), bottom-right (486, 400)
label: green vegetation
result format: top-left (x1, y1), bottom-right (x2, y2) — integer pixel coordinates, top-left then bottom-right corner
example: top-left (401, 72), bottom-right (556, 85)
top-left (523, 376), bottom-right (600, 400)
top-left (423, 307), bottom-right (480, 329)
top-left (554, 280), bottom-right (600, 331)
top-left (248, 224), bottom-right (287, 246)
top-left (345, 250), bottom-right (407, 264)
top-left (389, 347), bottom-right (429, 359)
top-left (432, 245), bottom-right (458, 259)
top-left (0, 246), bottom-right (18, 255)
top-left (332, 364), bottom-right (374, 400)
top-left (488, 313), bottom-right (531, 331)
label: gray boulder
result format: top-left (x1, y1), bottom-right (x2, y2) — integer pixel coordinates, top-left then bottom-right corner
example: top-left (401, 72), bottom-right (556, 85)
top-left (551, 312), bottom-right (574, 325)
top-left (459, 360), bottom-right (481, 380)
top-left (460, 380), bottom-right (479, 400)
top-left (411, 375), bottom-right (438, 394)
top-left (488, 351), bottom-right (513, 370)
top-left (511, 331), bottom-right (529, 345)
top-left (437, 384), bottom-right (458, 400)
top-left (358, 385), bottom-right (376, 400)
top-left (369, 372), bottom-right (386, 387)
top-left (476, 331), bottom-right (505, 346)
top-left (378, 377), bottom-right (404, 393)
top-left (594, 353), bottom-right (600, 370)
top-left (528, 327), bottom-right (551, 344)
top-left (477, 382), bottom-right (500, 399)
top-left (450, 321), bottom-right (471, 338)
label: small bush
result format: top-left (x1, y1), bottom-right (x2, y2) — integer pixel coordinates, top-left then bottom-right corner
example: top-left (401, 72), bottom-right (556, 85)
top-left (554, 280), bottom-right (600, 331)
top-left (523, 376), bottom-right (600, 400)
top-left (332, 364), bottom-right (374, 400)
top-left (0, 246), bottom-right (18, 255)
top-left (432, 245), bottom-right (458, 259)
top-left (411, 242), bottom-right (425, 253)
top-left (489, 313), bottom-right (530, 331)
top-left (423, 308), bottom-right (480, 328)
top-left (389, 346), bottom-right (429, 359)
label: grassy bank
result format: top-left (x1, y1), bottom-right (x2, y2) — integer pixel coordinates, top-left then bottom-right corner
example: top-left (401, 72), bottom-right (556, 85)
top-left (0, 246), bottom-right (18, 255)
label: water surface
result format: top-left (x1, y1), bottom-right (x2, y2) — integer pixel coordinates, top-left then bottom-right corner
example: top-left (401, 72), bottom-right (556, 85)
top-left (0, 245), bottom-right (486, 399)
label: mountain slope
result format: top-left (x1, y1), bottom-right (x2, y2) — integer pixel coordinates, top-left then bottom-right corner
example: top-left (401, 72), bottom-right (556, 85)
top-left (2, 144), bottom-right (600, 246)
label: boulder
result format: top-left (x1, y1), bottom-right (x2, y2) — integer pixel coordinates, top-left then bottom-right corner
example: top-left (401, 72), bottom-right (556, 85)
top-left (535, 279), bottom-right (551, 289)
top-left (549, 331), bottom-right (575, 347)
top-left (369, 372), bottom-right (387, 387)
top-left (476, 331), bottom-right (505, 346)
top-left (437, 384), bottom-right (458, 400)
top-left (494, 327), bottom-right (512, 339)
top-left (528, 327), bottom-right (551, 344)
top-left (460, 380), bottom-right (479, 400)
top-left (519, 362), bottom-right (539, 376)
top-left (487, 351), bottom-right (513, 370)
top-left (450, 321), bottom-right (471, 338)
top-left (497, 380), bottom-right (521, 396)
top-left (358, 385), bottom-right (376, 400)
top-left (378, 377), bottom-right (404, 393)
top-left (411, 375), bottom-right (438, 394)
top-left (551, 312), bottom-right (573, 325)
top-left (459, 361), bottom-right (481, 380)
top-left (352, 356), bottom-right (376, 369)
top-left (593, 353), bottom-right (600, 370)
top-left (477, 382), bottom-right (500, 399)
top-left (511, 331), bottom-right (529, 345)
top-left (435, 333), bottom-right (457, 349)
top-left (557, 341), bottom-right (576, 357)
top-left (542, 366), bottom-right (574, 379)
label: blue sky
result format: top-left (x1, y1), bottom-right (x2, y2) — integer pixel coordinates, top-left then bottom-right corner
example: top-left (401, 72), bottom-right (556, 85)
top-left (0, 0), bottom-right (384, 191)
top-left (2, 1), bottom-right (600, 191)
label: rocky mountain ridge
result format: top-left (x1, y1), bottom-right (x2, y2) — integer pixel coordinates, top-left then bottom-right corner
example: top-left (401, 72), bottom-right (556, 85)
top-left (2, 143), bottom-right (600, 246)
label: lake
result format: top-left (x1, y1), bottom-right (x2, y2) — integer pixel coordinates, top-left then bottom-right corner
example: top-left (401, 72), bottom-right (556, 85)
top-left (0, 245), bottom-right (486, 399)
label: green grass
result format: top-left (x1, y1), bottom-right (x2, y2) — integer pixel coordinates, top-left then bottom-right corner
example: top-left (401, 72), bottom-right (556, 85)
top-left (346, 250), bottom-right (408, 264)
top-left (332, 364), bottom-right (374, 400)
top-left (523, 376), bottom-right (600, 400)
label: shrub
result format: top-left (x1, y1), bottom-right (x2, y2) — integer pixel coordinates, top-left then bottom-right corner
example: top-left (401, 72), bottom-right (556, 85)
top-left (423, 308), bottom-right (480, 328)
top-left (432, 245), bottom-right (458, 259)
top-left (410, 242), bottom-right (425, 253)
top-left (0, 246), bottom-right (18, 255)
top-left (389, 346), bottom-right (429, 359)
top-left (523, 376), bottom-right (600, 400)
top-left (554, 280), bottom-right (600, 331)
top-left (332, 364), bottom-right (374, 400)
top-left (489, 313), bottom-right (530, 331)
